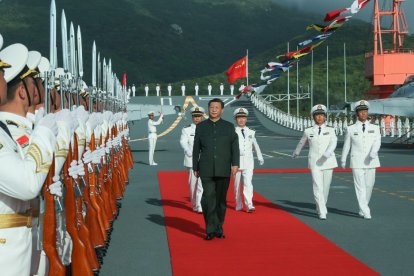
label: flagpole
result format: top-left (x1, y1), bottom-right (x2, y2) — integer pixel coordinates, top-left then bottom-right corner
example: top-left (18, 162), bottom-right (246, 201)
top-left (311, 50), bottom-right (314, 109)
top-left (296, 45), bottom-right (299, 117)
top-left (287, 42), bottom-right (290, 116)
top-left (326, 45), bottom-right (329, 119)
top-left (246, 49), bottom-right (249, 87)
top-left (344, 42), bottom-right (347, 103)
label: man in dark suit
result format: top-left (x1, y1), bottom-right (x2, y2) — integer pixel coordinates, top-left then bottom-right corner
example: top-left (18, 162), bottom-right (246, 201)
top-left (193, 98), bottom-right (239, 240)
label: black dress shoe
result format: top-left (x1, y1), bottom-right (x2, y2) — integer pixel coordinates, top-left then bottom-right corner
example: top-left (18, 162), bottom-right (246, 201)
top-left (215, 232), bottom-right (225, 239)
top-left (204, 233), bottom-right (215, 240)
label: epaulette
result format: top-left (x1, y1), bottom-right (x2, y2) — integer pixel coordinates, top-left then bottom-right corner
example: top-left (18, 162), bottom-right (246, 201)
top-left (5, 120), bottom-right (19, 128)
top-left (305, 126), bottom-right (313, 130)
top-left (250, 128), bottom-right (255, 132)
top-left (184, 124), bottom-right (191, 128)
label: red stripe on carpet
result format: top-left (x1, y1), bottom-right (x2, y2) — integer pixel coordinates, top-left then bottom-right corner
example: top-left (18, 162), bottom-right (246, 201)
top-left (158, 171), bottom-right (378, 276)
top-left (255, 167), bottom-right (414, 174)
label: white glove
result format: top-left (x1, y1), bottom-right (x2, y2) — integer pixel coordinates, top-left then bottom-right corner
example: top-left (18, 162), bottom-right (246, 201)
top-left (185, 149), bottom-right (192, 157)
top-left (68, 160), bottom-right (79, 179)
top-left (292, 152), bottom-right (298, 159)
top-left (341, 161), bottom-right (346, 168)
top-left (323, 151), bottom-right (332, 158)
top-left (76, 106), bottom-right (89, 125)
top-left (37, 113), bottom-right (58, 136)
top-left (259, 159), bottom-right (264, 166)
top-left (92, 150), bottom-right (101, 164)
top-left (49, 176), bottom-right (63, 197)
top-left (240, 151), bottom-right (245, 156)
top-left (55, 109), bottom-right (75, 134)
top-left (105, 140), bottom-right (112, 154)
top-left (34, 107), bottom-right (45, 126)
top-left (369, 151), bottom-right (378, 159)
top-left (77, 161), bottom-right (85, 177)
top-left (83, 149), bottom-right (92, 163)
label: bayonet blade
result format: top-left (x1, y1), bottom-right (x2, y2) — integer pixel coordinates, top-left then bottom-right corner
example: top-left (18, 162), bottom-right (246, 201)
top-left (61, 10), bottom-right (68, 71)
top-left (77, 25), bottom-right (83, 78)
top-left (92, 41), bottom-right (96, 87)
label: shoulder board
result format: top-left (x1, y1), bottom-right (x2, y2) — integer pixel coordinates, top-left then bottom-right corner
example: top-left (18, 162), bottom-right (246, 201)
top-left (5, 120), bottom-right (19, 128)
top-left (305, 126), bottom-right (313, 130)
top-left (184, 124), bottom-right (191, 128)
top-left (326, 126), bottom-right (334, 128)
top-left (0, 143), bottom-right (3, 151)
top-left (250, 128), bottom-right (255, 132)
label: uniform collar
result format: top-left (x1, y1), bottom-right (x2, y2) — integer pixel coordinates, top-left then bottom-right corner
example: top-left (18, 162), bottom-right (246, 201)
top-left (356, 120), bottom-right (370, 126)
top-left (0, 111), bottom-right (33, 130)
top-left (313, 123), bottom-right (325, 131)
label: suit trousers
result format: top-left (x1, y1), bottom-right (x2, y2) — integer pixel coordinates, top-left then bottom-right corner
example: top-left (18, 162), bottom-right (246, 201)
top-left (234, 169), bottom-right (254, 210)
top-left (200, 177), bottom-right (230, 234)
top-left (310, 169), bottom-right (333, 216)
top-left (352, 168), bottom-right (376, 216)
top-left (148, 135), bottom-right (157, 165)
top-left (187, 168), bottom-right (203, 211)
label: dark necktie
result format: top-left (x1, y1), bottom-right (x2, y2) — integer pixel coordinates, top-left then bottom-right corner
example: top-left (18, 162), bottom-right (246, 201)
top-left (362, 123), bottom-right (366, 133)
top-left (241, 129), bottom-right (245, 138)
top-left (0, 121), bottom-right (13, 140)
top-left (318, 127), bottom-right (321, 135)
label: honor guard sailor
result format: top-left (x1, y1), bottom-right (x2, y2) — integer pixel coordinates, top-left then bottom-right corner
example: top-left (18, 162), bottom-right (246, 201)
top-left (293, 104), bottom-right (338, 220)
top-left (147, 111), bottom-right (164, 166)
top-left (0, 43), bottom-right (59, 276)
top-left (233, 107), bottom-right (264, 212)
top-left (180, 106), bottom-right (205, 213)
top-left (341, 100), bottom-right (381, 220)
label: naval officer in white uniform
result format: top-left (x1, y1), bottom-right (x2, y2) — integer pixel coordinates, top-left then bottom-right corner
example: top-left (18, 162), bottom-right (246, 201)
top-left (180, 107), bottom-right (205, 213)
top-left (233, 107), bottom-right (264, 212)
top-left (341, 100), bottom-right (381, 219)
top-left (293, 104), bottom-right (338, 220)
top-left (148, 111), bottom-right (164, 165)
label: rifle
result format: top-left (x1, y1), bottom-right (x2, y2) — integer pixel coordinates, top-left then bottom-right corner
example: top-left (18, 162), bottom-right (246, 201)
top-left (42, 156), bottom-right (66, 276)
top-left (63, 142), bottom-right (92, 275)
top-left (72, 133), bottom-right (100, 271)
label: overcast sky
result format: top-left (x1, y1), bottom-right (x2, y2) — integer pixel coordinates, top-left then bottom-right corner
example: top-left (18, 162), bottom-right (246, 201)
top-left (275, 0), bottom-right (414, 34)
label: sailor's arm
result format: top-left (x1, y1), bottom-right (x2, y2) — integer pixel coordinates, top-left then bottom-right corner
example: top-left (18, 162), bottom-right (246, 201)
top-left (324, 129), bottom-right (338, 158)
top-left (0, 126), bottom-right (56, 201)
top-left (252, 132), bottom-right (264, 164)
top-left (293, 132), bottom-right (308, 157)
top-left (152, 115), bottom-right (164, 126)
top-left (341, 129), bottom-right (351, 166)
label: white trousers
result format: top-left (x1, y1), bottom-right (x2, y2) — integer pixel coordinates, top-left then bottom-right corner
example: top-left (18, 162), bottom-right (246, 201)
top-left (310, 169), bottom-right (333, 216)
top-left (187, 168), bottom-right (203, 211)
top-left (234, 169), bottom-right (254, 210)
top-left (352, 168), bottom-right (376, 217)
top-left (148, 135), bottom-right (157, 165)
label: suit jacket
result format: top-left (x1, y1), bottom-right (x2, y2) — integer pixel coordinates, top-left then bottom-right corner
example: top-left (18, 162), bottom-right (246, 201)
top-left (193, 118), bottom-right (239, 177)
top-left (294, 124), bottom-right (338, 170)
top-left (341, 121), bottom-right (381, 169)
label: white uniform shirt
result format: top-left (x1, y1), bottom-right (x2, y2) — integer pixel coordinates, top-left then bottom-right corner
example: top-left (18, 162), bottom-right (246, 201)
top-left (294, 124), bottom-right (338, 170)
top-left (235, 126), bottom-right (263, 170)
top-left (148, 116), bottom-right (163, 137)
top-left (180, 123), bottom-right (196, 167)
top-left (341, 121), bottom-right (381, 169)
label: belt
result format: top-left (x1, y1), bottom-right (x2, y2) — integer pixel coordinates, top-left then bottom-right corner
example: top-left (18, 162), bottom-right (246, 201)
top-left (0, 212), bottom-right (32, 229)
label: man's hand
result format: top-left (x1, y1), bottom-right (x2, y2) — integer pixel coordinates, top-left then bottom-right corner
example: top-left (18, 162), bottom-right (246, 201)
top-left (259, 159), bottom-right (264, 166)
top-left (341, 161), bottom-right (346, 169)
top-left (231, 166), bottom-right (239, 176)
top-left (193, 170), bottom-right (199, 178)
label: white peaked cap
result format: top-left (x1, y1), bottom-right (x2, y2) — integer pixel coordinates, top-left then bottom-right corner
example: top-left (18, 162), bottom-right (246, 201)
top-left (233, 107), bottom-right (249, 117)
top-left (27, 51), bottom-right (42, 70)
top-left (0, 43), bottom-right (29, 83)
top-left (310, 104), bottom-right (327, 115)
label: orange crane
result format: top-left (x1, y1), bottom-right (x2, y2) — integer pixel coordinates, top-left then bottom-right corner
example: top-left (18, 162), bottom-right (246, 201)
top-left (365, 0), bottom-right (414, 98)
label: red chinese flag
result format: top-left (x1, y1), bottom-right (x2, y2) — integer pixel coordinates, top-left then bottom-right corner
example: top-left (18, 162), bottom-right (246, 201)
top-left (226, 56), bottom-right (247, 84)
top-left (324, 8), bottom-right (348, 22)
top-left (122, 72), bottom-right (127, 87)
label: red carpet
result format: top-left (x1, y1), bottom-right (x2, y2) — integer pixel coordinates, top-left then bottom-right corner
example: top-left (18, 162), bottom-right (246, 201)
top-left (158, 171), bottom-right (379, 276)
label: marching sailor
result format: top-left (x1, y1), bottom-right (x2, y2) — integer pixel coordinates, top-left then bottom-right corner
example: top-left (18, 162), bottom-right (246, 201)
top-left (147, 111), bottom-right (163, 166)
top-left (194, 83), bottom-right (199, 96)
top-left (167, 83), bottom-right (172, 96)
top-left (233, 107), bottom-right (264, 212)
top-left (180, 106), bottom-right (205, 213)
top-left (341, 100), bottom-right (381, 219)
top-left (293, 104), bottom-right (338, 220)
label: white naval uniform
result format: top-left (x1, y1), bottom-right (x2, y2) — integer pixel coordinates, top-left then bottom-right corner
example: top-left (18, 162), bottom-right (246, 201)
top-left (341, 121), bottom-right (381, 218)
top-left (148, 116), bottom-right (163, 165)
top-left (179, 124), bottom-right (203, 212)
top-left (294, 124), bottom-right (337, 217)
top-left (234, 126), bottom-right (263, 211)
top-left (0, 117), bottom-right (56, 276)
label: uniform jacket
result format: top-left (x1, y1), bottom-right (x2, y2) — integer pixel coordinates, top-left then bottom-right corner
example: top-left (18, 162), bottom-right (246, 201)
top-left (193, 118), bottom-right (239, 177)
top-left (294, 124), bottom-right (338, 170)
top-left (180, 123), bottom-right (196, 167)
top-left (235, 126), bottom-right (263, 170)
top-left (148, 116), bottom-right (163, 138)
top-left (341, 121), bottom-right (381, 169)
